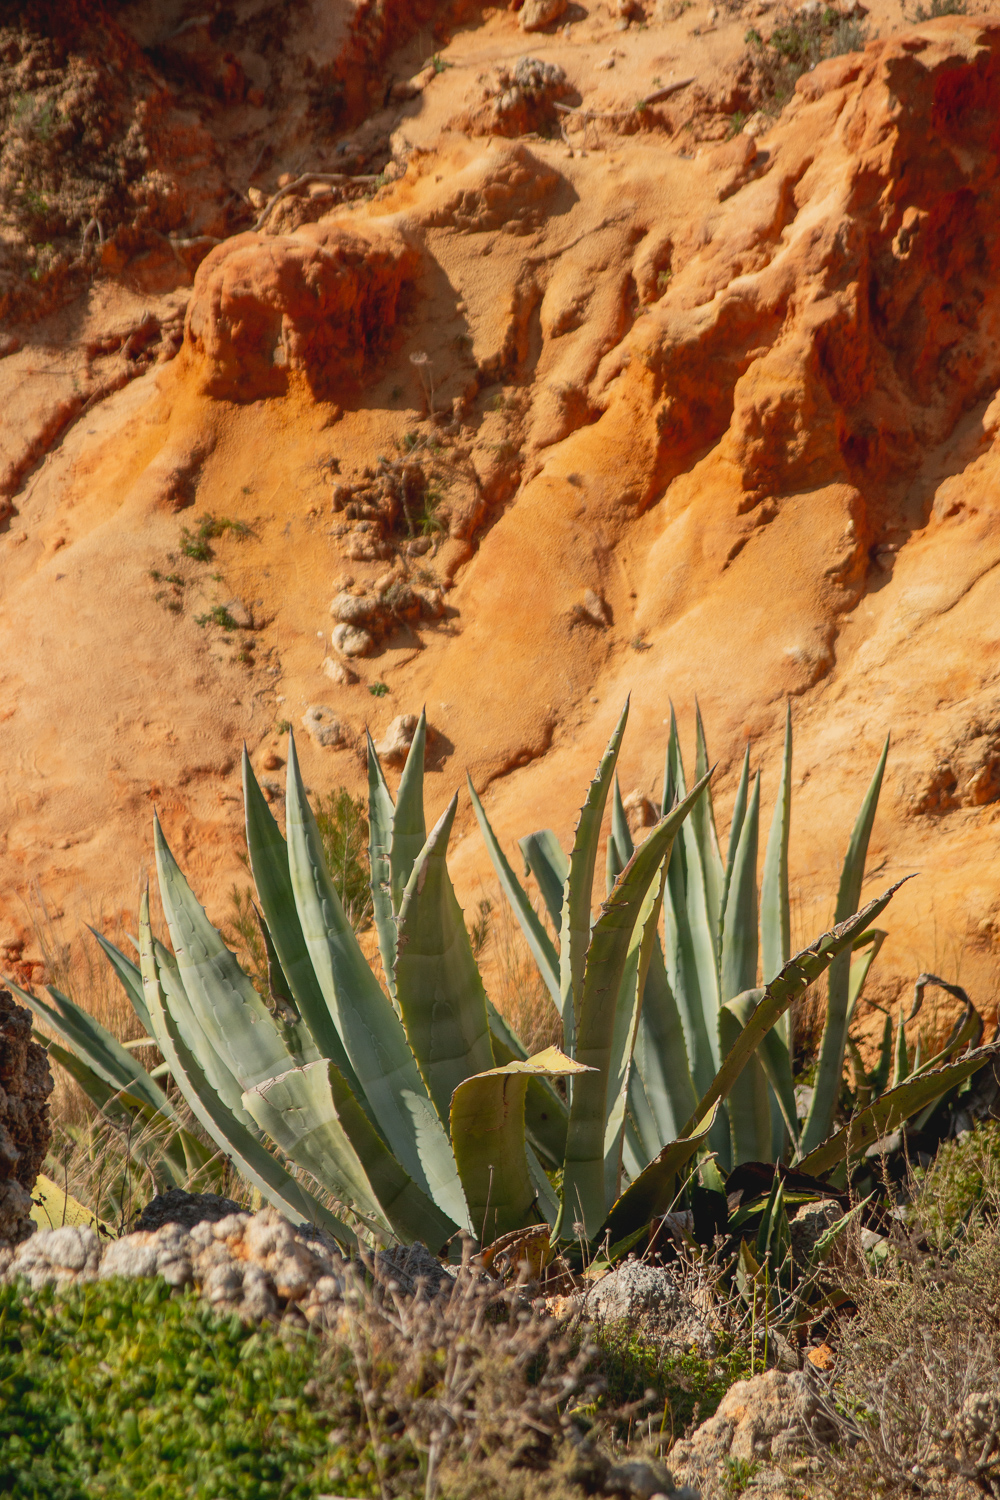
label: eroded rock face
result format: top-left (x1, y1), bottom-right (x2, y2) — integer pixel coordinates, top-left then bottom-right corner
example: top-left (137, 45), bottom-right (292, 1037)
top-left (0, 989), bottom-right (53, 1249)
top-left (185, 220), bottom-right (420, 400)
top-left (6, 15), bottom-right (1000, 1052)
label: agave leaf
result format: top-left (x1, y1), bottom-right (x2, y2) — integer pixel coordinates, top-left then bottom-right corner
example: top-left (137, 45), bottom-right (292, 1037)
top-left (801, 736), bottom-right (890, 1154)
top-left (244, 1060), bottom-right (459, 1248)
top-left (115, 1089), bottom-right (225, 1190)
top-left (562, 769), bottom-right (713, 1237)
top-left (797, 1044), bottom-right (1000, 1178)
top-left (137, 888), bottom-right (353, 1240)
top-left (721, 988), bottom-right (800, 1149)
top-left (603, 940), bottom-right (642, 1204)
top-left (487, 1002), bottom-right (567, 1168)
top-left (691, 699), bottom-right (724, 948)
top-left (720, 744), bottom-right (751, 951)
top-left (603, 857), bottom-right (670, 1203)
top-left (390, 708), bottom-right (428, 912)
top-left (808, 1193), bottom-right (874, 1268)
top-left (681, 881), bottom-right (908, 1143)
top-left (43, 1040), bottom-right (192, 1191)
top-left (606, 776), bottom-right (634, 896)
top-left (87, 929), bottom-right (153, 1035)
top-left (395, 793), bottom-right (495, 1129)
top-left (451, 1047), bottom-right (592, 1243)
top-left (869, 1009), bottom-right (894, 1098)
top-left (468, 777), bottom-right (560, 1006)
top-left (629, 929), bottom-right (697, 1160)
top-left (662, 709), bottom-right (721, 1094)
top-left (560, 700), bottom-right (631, 1044)
top-left (155, 813), bottom-right (317, 1090)
top-left (891, 1006), bottom-right (910, 1089)
top-left (243, 1060), bottom-right (392, 1234)
top-left (31, 1172), bottom-right (104, 1233)
top-left (845, 930), bottom-right (888, 1029)
top-left (367, 730), bottom-right (398, 998)
top-left (10, 978), bottom-right (180, 1122)
top-left (325, 1070), bottom-right (461, 1249)
top-left (911, 998), bottom-right (982, 1077)
top-left (519, 830), bottom-right (569, 934)
top-left (760, 705), bottom-right (793, 988)
top-left (720, 772), bottom-right (760, 1005)
top-left (719, 1001), bottom-right (772, 1166)
top-left (253, 902), bottom-right (301, 1022)
top-left (756, 1175), bottom-right (792, 1288)
top-left (284, 733), bottom-right (464, 1219)
top-left (150, 934), bottom-right (266, 1138)
top-left (527, 1146), bottom-right (560, 1227)
top-left (598, 1104), bottom-right (719, 1244)
top-left (243, 752), bottom-right (363, 1094)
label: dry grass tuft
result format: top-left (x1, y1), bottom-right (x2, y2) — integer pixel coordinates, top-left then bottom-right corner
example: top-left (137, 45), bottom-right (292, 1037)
top-left (817, 1124), bottom-right (1000, 1499)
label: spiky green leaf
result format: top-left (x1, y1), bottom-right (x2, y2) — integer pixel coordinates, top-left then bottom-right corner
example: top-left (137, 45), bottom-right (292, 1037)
top-left (797, 1044), bottom-right (1000, 1177)
top-left (390, 709), bottom-right (428, 912)
top-left (395, 793), bottom-right (495, 1129)
top-left (801, 736), bottom-right (890, 1153)
top-left (562, 768), bottom-right (713, 1236)
top-left (468, 777), bottom-right (560, 1006)
top-left (560, 700), bottom-right (631, 1042)
top-left (284, 733), bottom-right (466, 1224)
top-left (367, 730), bottom-right (398, 997)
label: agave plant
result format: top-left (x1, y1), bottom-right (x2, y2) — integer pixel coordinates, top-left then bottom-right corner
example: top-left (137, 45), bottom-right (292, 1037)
top-left (14, 702), bottom-right (979, 1254)
top-left (472, 703), bottom-right (995, 1189)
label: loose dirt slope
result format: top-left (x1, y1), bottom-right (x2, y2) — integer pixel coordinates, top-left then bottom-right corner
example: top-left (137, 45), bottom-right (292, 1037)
top-left (2, 0), bottom-right (1000, 1044)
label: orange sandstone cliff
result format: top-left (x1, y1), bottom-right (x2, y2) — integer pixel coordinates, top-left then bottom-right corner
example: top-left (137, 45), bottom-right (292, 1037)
top-left (2, 0), bottom-right (1000, 1049)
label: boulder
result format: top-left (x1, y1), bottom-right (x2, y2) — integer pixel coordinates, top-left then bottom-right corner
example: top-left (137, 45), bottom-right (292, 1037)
top-left (185, 220), bottom-right (420, 401)
top-left (131, 1187), bottom-right (245, 1234)
top-left (330, 591), bottom-right (383, 627)
top-left (669, 1368), bottom-right (839, 1495)
top-left (331, 622), bottom-right (375, 658)
top-left (520, 0), bottom-right (568, 30)
top-left (323, 656), bottom-right (358, 685)
top-left (583, 1259), bottom-right (719, 1357)
top-left (375, 713), bottom-right (421, 766)
top-left (301, 705), bottom-right (347, 748)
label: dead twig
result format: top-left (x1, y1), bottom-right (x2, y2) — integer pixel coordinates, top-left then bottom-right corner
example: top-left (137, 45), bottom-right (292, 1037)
top-left (253, 172), bottom-right (380, 232)
top-left (554, 76), bottom-right (695, 123)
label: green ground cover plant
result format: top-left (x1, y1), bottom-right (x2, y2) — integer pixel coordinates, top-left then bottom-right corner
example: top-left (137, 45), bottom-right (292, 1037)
top-left (0, 1278), bottom-right (336, 1500)
top-left (0, 1256), bottom-right (732, 1500)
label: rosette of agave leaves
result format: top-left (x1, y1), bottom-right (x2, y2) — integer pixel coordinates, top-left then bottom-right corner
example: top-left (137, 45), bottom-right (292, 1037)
top-left (16, 702), bottom-right (995, 1256)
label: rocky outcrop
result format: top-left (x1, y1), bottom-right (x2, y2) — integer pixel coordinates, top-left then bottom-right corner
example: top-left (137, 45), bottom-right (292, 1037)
top-left (0, 989), bottom-right (53, 1249)
top-left (5, 13), bottom-right (1000, 1058)
top-left (583, 1259), bottom-right (720, 1359)
top-left (184, 219), bottom-right (421, 400)
top-left (669, 1368), bottom-right (838, 1497)
top-left (0, 1201), bottom-right (454, 1326)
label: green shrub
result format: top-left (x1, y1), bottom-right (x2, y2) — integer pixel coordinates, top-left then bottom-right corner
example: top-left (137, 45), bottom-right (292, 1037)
top-left (0, 1278), bottom-right (338, 1500)
top-left (590, 1320), bottom-right (750, 1440)
top-left (910, 1121), bottom-right (1000, 1249)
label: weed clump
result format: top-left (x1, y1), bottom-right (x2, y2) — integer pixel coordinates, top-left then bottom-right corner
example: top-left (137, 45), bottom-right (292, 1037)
top-left (819, 1123), bottom-right (1000, 1498)
top-left (180, 514), bottom-right (251, 564)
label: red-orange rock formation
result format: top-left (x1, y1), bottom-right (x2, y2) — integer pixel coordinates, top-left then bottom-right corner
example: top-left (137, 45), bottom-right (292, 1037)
top-left (186, 221), bottom-right (420, 401)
